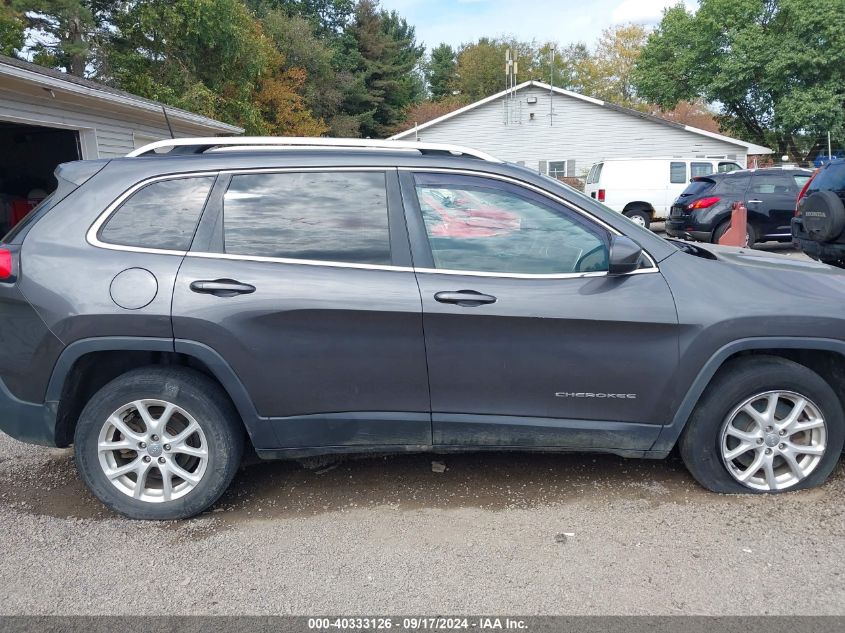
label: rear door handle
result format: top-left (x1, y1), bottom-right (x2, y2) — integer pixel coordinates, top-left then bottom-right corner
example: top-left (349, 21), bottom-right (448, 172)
top-left (434, 290), bottom-right (497, 306)
top-left (190, 279), bottom-right (256, 297)
top-left (747, 199), bottom-right (763, 204)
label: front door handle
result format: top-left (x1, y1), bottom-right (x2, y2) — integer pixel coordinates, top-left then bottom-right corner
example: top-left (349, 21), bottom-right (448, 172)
top-left (190, 279), bottom-right (256, 297)
top-left (434, 290), bottom-right (497, 306)
top-left (747, 199), bottom-right (763, 204)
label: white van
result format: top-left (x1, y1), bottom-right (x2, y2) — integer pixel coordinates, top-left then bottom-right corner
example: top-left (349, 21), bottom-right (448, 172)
top-left (584, 157), bottom-right (744, 227)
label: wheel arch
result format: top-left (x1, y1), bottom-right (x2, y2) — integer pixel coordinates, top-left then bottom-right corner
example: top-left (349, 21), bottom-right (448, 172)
top-left (651, 337), bottom-right (845, 454)
top-left (622, 201), bottom-right (655, 215)
top-left (47, 337), bottom-right (274, 449)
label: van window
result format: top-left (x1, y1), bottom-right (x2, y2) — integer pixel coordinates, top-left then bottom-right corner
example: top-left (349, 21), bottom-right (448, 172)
top-left (690, 162), bottom-right (713, 178)
top-left (718, 162), bottom-right (743, 173)
top-left (100, 177), bottom-right (214, 250)
top-left (670, 162), bottom-right (687, 184)
top-left (222, 171), bottom-right (391, 265)
top-left (587, 163), bottom-right (603, 185)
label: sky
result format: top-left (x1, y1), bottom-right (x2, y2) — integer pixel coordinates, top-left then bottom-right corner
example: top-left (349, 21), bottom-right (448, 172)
top-left (378, 0), bottom-right (698, 50)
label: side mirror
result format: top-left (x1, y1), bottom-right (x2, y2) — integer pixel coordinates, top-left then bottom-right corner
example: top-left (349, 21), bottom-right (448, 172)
top-left (608, 235), bottom-right (644, 276)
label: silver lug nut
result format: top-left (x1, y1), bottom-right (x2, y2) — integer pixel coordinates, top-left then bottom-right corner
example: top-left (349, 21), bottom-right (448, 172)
top-left (143, 455), bottom-right (151, 463)
top-left (779, 443), bottom-right (786, 450)
top-left (779, 429), bottom-right (787, 436)
top-left (765, 426), bottom-right (773, 433)
top-left (158, 457), bottom-right (166, 464)
top-left (139, 442), bottom-right (147, 449)
top-left (164, 444), bottom-right (171, 451)
top-left (765, 448), bottom-right (773, 455)
top-left (756, 438), bottom-right (764, 444)
top-left (151, 434), bottom-right (159, 441)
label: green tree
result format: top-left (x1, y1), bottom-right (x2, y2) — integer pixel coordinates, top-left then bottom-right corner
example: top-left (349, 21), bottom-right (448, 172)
top-left (12, 0), bottom-right (110, 76)
top-left (248, 0), bottom-right (354, 36)
top-left (588, 23), bottom-right (648, 107)
top-left (534, 41), bottom-right (594, 93)
top-left (425, 42), bottom-right (456, 99)
top-left (339, 0), bottom-right (424, 138)
top-left (633, 0), bottom-right (845, 162)
top-left (0, 2), bottom-right (25, 57)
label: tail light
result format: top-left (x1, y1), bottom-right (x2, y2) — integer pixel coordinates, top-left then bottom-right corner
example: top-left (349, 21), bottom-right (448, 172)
top-left (0, 247), bottom-right (14, 281)
top-left (687, 196), bottom-right (721, 210)
top-left (597, 189), bottom-right (606, 202)
top-left (795, 169), bottom-right (819, 216)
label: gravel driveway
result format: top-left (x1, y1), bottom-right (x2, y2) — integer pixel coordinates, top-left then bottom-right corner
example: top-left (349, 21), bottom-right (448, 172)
top-left (1, 431), bottom-right (843, 615)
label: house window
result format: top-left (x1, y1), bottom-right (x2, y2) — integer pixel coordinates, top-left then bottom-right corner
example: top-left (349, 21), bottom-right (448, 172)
top-left (548, 160), bottom-right (576, 179)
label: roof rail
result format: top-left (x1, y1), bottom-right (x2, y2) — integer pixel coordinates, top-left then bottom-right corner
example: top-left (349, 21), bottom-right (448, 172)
top-left (126, 136), bottom-right (502, 162)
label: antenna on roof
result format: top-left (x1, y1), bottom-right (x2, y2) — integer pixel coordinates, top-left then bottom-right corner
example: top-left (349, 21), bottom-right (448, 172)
top-left (161, 105), bottom-right (175, 139)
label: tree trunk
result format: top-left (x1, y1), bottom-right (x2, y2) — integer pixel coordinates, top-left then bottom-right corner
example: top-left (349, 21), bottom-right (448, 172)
top-left (68, 16), bottom-right (85, 77)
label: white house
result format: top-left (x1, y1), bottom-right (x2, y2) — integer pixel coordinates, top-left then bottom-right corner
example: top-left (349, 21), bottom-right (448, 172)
top-left (0, 54), bottom-right (241, 228)
top-left (389, 81), bottom-right (770, 179)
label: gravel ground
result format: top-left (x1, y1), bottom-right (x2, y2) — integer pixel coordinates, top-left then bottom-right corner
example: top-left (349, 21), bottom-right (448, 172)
top-left (0, 430), bottom-right (843, 616)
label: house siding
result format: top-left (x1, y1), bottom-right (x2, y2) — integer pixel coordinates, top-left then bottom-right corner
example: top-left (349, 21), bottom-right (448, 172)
top-left (0, 76), bottom-right (231, 159)
top-left (398, 86), bottom-right (746, 176)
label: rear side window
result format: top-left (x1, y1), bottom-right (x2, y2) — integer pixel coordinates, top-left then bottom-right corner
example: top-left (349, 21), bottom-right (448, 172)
top-left (809, 163), bottom-right (845, 194)
top-left (587, 163), bottom-right (603, 184)
top-left (670, 162), bottom-right (687, 184)
top-left (100, 177), bottom-right (214, 250)
top-left (222, 171), bottom-right (391, 265)
top-left (712, 173), bottom-right (751, 195)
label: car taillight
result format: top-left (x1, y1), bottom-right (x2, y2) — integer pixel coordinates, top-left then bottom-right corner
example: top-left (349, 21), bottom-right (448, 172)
top-left (598, 189), bottom-right (605, 202)
top-left (0, 248), bottom-right (13, 280)
top-left (795, 169), bottom-right (819, 216)
top-left (687, 196), bottom-right (721, 210)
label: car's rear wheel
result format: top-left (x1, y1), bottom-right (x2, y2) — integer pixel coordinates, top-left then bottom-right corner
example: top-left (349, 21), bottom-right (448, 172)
top-left (74, 367), bottom-right (244, 519)
top-left (680, 356), bottom-right (844, 493)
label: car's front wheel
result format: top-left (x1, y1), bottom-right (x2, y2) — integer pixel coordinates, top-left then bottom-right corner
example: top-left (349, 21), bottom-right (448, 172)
top-left (680, 356), bottom-right (844, 493)
top-left (74, 367), bottom-right (244, 519)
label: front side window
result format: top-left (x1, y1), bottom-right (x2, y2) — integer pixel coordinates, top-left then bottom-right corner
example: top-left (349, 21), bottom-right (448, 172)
top-left (222, 171), bottom-right (391, 265)
top-left (100, 177), bottom-right (214, 250)
top-left (414, 173), bottom-right (609, 275)
top-left (670, 162), bottom-right (688, 184)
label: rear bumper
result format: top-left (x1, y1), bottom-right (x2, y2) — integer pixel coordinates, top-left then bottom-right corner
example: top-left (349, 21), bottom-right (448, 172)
top-left (666, 221), bottom-right (712, 243)
top-left (792, 218), bottom-right (845, 265)
top-left (0, 377), bottom-right (58, 447)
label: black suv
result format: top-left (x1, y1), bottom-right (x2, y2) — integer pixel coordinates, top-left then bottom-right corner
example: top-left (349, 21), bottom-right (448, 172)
top-left (667, 168), bottom-right (812, 245)
top-left (793, 159), bottom-right (845, 267)
top-left (2, 138), bottom-right (844, 520)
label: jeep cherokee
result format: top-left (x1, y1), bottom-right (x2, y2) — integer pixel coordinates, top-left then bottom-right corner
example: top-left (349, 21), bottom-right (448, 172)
top-left (1, 137), bottom-right (844, 520)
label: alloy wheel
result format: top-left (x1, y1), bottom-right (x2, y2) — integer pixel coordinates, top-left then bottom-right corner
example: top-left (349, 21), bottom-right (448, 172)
top-left (96, 399), bottom-right (209, 503)
top-left (720, 390), bottom-right (827, 491)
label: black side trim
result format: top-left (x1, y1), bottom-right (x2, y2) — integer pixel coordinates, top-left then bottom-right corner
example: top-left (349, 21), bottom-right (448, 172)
top-left (432, 413), bottom-right (660, 451)
top-left (268, 411), bottom-right (431, 448)
top-left (652, 336), bottom-right (845, 452)
top-left (0, 377), bottom-right (58, 446)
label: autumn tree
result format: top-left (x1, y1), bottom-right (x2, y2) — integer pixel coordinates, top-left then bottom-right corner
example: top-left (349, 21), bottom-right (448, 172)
top-left (392, 95), bottom-right (466, 134)
top-left (586, 23), bottom-right (648, 107)
top-left (453, 37), bottom-right (536, 101)
top-left (533, 42), bottom-right (594, 93)
top-left (633, 0), bottom-right (845, 162)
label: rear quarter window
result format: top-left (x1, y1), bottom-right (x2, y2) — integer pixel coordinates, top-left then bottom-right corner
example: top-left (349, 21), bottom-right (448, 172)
top-left (99, 177), bottom-right (214, 250)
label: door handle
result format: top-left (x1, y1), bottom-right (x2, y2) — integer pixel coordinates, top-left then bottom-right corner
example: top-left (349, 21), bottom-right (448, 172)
top-left (190, 279), bottom-right (256, 297)
top-left (434, 290), bottom-right (497, 306)
top-left (747, 199), bottom-right (763, 204)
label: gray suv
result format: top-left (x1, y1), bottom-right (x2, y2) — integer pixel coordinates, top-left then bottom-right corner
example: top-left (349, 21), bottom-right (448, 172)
top-left (2, 137), bottom-right (844, 520)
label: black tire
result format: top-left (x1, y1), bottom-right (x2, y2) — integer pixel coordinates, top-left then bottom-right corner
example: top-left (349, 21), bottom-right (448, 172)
top-left (623, 209), bottom-right (651, 229)
top-left (713, 219), bottom-right (756, 247)
top-left (74, 366), bottom-right (244, 520)
top-left (679, 356), bottom-right (845, 494)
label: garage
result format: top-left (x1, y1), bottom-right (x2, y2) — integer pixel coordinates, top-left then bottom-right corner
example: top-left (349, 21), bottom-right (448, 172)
top-left (0, 53), bottom-right (243, 234)
top-left (0, 122), bottom-right (81, 235)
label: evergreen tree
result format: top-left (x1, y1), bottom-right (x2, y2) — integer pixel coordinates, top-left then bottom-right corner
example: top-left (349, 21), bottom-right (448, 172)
top-left (426, 43), bottom-right (456, 99)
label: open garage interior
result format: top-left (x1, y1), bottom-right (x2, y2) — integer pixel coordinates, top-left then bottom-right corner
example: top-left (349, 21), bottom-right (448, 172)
top-left (0, 121), bottom-right (81, 235)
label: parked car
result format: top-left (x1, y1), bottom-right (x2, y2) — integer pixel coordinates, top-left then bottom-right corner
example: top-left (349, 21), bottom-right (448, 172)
top-left (793, 159), bottom-right (845, 267)
top-left (813, 151), bottom-right (844, 168)
top-left (666, 168), bottom-right (813, 245)
top-left (584, 157), bottom-right (744, 228)
top-left (2, 137), bottom-right (845, 520)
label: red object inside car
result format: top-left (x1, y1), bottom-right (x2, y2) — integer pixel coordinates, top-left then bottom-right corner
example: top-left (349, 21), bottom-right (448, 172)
top-left (420, 190), bottom-right (520, 238)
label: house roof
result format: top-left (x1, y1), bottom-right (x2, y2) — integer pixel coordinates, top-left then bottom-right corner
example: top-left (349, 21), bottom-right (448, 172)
top-left (0, 54), bottom-right (243, 134)
top-left (389, 80), bottom-right (772, 155)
